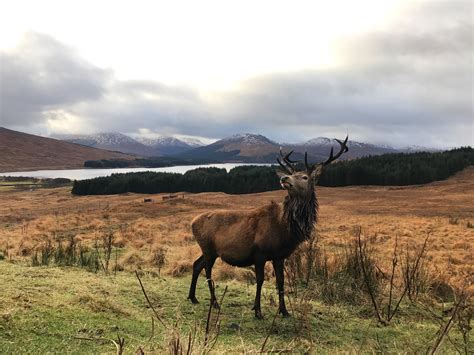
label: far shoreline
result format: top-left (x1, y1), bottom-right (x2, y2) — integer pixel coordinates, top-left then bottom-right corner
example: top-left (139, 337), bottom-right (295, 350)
top-left (0, 163), bottom-right (273, 180)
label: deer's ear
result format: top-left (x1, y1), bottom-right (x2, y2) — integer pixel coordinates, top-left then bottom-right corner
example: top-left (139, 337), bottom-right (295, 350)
top-left (276, 170), bottom-right (288, 179)
top-left (311, 165), bottom-right (324, 183)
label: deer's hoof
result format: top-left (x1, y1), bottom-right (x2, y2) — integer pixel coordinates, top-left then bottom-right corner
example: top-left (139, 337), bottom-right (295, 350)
top-left (254, 310), bottom-right (264, 320)
top-left (188, 297), bottom-right (199, 304)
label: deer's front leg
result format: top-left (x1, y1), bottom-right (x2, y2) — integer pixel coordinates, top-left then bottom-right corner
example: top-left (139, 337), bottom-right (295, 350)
top-left (252, 259), bottom-right (265, 319)
top-left (273, 259), bottom-right (290, 317)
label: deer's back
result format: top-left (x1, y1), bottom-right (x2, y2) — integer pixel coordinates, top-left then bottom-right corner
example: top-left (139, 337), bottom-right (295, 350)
top-left (191, 202), bottom-right (288, 265)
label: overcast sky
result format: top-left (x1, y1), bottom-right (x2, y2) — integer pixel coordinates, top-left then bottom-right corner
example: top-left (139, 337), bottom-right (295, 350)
top-left (0, 0), bottom-right (472, 147)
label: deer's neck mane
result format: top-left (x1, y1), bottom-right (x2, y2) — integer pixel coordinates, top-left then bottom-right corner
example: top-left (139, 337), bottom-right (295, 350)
top-left (283, 191), bottom-right (318, 244)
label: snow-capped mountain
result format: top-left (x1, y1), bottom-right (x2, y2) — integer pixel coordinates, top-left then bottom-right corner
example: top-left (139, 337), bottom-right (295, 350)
top-left (57, 132), bottom-right (204, 157)
top-left (400, 145), bottom-right (441, 153)
top-left (303, 137), bottom-right (334, 146)
top-left (223, 133), bottom-right (277, 146)
top-left (55, 131), bottom-right (440, 162)
top-left (136, 136), bottom-right (203, 155)
top-left (296, 137), bottom-right (398, 160)
top-left (181, 133), bottom-right (411, 163)
top-left (180, 137), bottom-right (205, 147)
top-left (179, 133), bottom-right (281, 162)
top-left (56, 133), bottom-right (160, 157)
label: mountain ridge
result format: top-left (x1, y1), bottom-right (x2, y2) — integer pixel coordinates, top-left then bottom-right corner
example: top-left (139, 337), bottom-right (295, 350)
top-left (55, 131), bottom-right (441, 160)
top-left (135, 136), bottom-right (203, 155)
top-left (57, 132), bottom-right (205, 156)
top-left (0, 127), bottom-right (135, 173)
top-left (5, 128), bottom-right (444, 169)
top-left (55, 132), bottom-right (160, 157)
top-left (178, 133), bottom-right (415, 163)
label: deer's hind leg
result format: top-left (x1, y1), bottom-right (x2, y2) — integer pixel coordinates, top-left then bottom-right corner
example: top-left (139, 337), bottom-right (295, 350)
top-left (204, 255), bottom-right (219, 309)
top-left (188, 255), bottom-right (205, 304)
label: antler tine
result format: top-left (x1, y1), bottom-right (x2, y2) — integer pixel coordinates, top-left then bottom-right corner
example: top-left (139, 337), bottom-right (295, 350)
top-left (279, 147), bottom-right (297, 173)
top-left (335, 135), bottom-right (349, 152)
top-left (322, 135), bottom-right (349, 166)
top-left (284, 150), bottom-right (299, 164)
top-left (277, 157), bottom-right (293, 175)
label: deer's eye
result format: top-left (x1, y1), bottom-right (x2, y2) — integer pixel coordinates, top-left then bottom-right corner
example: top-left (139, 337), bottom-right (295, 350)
top-left (302, 176), bottom-right (308, 180)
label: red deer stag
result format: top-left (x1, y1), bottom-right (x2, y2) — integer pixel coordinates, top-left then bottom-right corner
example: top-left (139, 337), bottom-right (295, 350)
top-left (188, 136), bottom-right (349, 318)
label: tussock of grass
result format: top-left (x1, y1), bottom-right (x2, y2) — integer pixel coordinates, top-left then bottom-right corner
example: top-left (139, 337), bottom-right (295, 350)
top-left (119, 249), bottom-right (144, 266)
top-left (73, 293), bottom-right (130, 316)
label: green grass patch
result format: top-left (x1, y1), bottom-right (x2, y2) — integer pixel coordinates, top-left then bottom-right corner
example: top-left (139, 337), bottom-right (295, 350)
top-left (0, 261), bottom-right (468, 353)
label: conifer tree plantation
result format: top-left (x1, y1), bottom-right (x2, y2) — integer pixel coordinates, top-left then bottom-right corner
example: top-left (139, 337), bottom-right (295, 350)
top-left (72, 148), bottom-right (474, 195)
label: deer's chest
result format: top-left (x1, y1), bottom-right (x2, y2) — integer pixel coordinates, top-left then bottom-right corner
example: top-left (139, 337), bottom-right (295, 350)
top-left (257, 231), bottom-right (302, 261)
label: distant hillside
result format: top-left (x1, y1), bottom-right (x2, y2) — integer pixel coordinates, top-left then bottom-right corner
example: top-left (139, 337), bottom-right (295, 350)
top-left (57, 132), bottom-right (205, 156)
top-left (179, 133), bottom-right (405, 163)
top-left (290, 137), bottom-right (399, 162)
top-left (179, 134), bottom-right (285, 162)
top-left (136, 136), bottom-right (202, 155)
top-left (55, 131), bottom-right (439, 162)
top-left (56, 132), bottom-right (160, 157)
top-left (0, 128), bottom-right (135, 173)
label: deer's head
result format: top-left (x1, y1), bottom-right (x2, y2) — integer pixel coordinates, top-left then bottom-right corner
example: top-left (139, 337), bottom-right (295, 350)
top-left (276, 136), bottom-right (349, 198)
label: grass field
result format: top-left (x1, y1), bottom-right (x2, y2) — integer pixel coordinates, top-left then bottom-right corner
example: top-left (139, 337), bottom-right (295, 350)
top-left (0, 168), bottom-right (473, 352)
top-left (0, 262), bottom-right (467, 353)
top-left (0, 180), bottom-right (38, 192)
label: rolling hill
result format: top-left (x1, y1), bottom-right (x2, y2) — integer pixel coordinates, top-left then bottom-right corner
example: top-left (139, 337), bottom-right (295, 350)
top-left (0, 127), bottom-right (135, 173)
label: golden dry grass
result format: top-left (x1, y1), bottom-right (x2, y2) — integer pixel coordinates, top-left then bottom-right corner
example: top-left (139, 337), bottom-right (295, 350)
top-left (1, 167), bottom-right (473, 286)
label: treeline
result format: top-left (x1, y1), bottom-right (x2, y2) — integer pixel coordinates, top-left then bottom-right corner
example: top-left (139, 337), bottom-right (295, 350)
top-left (72, 166), bottom-right (280, 195)
top-left (72, 147), bottom-right (473, 195)
top-left (318, 147), bottom-right (474, 186)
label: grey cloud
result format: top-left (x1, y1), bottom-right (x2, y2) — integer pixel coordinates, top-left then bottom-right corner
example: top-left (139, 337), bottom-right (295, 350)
top-left (69, 80), bottom-right (210, 133)
top-left (210, 1), bottom-right (473, 146)
top-left (0, 32), bottom-right (111, 126)
top-left (112, 80), bottom-right (199, 101)
top-left (1, 0), bottom-right (472, 148)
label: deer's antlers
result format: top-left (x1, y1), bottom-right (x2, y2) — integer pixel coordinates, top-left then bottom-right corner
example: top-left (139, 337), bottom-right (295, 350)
top-left (306, 135), bottom-right (349, 173)
top-left (277, 148), bottom-right (299, 175)
top-left (321, 136), bottom-right (349, 166)
top-left (277, 136), bottom-right (349, 175)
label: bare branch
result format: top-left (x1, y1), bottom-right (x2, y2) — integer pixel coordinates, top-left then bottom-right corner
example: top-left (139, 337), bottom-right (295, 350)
top-left (135, 270), bottom-right (167, 327)
top-left (388, 232), bottom-right (430, 322)
top-left (261, 307), bottom-right (280, 352)
top-left (356, 228), bottom-right (388, 326)
top-left (428, 290), bottom-right (468, 354)
top-left (387, 234), bottom-right (398, 319)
